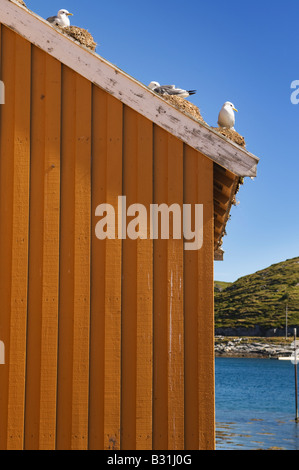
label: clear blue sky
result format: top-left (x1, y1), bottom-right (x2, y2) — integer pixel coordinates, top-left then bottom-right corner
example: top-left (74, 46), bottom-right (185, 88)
top-left (26, 0), bottom-right (299, 282)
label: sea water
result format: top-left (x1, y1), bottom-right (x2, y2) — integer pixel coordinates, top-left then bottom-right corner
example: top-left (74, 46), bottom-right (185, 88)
top-left (215, 357), bottom-right (299, 450)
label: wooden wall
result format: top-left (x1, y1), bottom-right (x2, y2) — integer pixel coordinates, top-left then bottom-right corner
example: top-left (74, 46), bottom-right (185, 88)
top-left (0, 26), bottom-right (215, 450)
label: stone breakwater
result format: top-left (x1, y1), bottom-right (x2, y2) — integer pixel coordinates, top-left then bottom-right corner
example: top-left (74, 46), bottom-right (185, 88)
top-left (215, 337), bottom-right (294, 359)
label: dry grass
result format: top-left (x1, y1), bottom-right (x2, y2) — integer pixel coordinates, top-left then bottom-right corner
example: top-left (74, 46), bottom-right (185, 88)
top-left (160, 95), bottom-right (206, 124)
top-left (63, 26), bottom-right (97, 51)
top-left (211, 127), bottom-right (246, 148)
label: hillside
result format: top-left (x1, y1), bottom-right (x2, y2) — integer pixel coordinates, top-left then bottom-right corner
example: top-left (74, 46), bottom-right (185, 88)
top-left (214, 256), bottom-right (299, 335)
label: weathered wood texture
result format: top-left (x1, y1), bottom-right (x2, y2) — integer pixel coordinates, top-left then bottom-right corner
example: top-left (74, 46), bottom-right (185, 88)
top-left (0, 27), bottom-right (215, 450)
top-left (0, 27), bottom-right (31, 450)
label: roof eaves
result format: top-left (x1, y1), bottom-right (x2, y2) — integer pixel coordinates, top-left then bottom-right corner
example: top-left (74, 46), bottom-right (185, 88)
top-left (2, 0), bottom-right (259, 178)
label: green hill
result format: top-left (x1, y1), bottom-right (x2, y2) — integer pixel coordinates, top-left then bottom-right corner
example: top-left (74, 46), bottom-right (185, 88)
top-left (215, 256), bottom-right (299, 331)
top-left (214, 281), bottom-right (232, 292)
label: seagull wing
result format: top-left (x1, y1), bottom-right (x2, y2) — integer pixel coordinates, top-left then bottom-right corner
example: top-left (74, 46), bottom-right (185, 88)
top-left (166, 85), bottom-right (196, 95)
top-left (159, 85), bottom-right (176, 93)
top-left (155, 85), bottom-right (185, 95)
top-left (153, 84), bottom-right (196, 98)
top-left (168, 88), bottom-right (187, 95)
top-left (46, 15), bottom-right (58, 23)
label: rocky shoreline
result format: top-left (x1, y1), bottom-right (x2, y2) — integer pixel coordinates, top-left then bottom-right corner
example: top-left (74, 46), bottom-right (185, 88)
top-left (215, 336), bottom-right (295, 359)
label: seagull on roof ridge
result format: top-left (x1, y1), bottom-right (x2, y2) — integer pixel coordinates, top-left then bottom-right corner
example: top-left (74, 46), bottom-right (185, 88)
top-left (148, 81), bottom-right (196, 99)
top-left (46, 9), bottom-right (73, 28)
top-left (218, 101), bottom-right (238, 130)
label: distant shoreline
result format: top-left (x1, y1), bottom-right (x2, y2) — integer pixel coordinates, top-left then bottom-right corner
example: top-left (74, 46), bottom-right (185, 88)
top-left (215, 336), bottom-right (294, 359)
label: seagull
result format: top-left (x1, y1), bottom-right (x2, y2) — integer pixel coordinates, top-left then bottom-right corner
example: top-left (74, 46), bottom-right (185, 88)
top-left (148, 81), bottom-right (196, 99)
top-left (218, 102), bottom-right (238, 130)
top-left (46, 9), bottom-right (73, 28)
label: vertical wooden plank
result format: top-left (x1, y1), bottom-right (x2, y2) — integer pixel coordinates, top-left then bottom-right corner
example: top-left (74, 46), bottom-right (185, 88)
top-left (121, 107), bottom-right (153, 450)
top-left (24, 47), bottom-right (61, 450)
top-left (89, 86), bottom-right (107, 450)
top-left (166, 135), bottom-right (184, 450)
top-left (89, 88), bottom-right (123, 450)
top-left (0, 27), bottom-right (31, 450)
top-left (135, 115), bottom-right (154, 450)
top-left (56, 66), bottom-right (91, 450)
top-left (184, 146), bottom-right (215, 450)
top-left (153, 126), bottom-right (184, 450)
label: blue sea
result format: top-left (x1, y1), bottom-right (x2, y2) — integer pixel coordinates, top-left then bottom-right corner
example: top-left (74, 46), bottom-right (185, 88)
top-left (215, 357), bottom-right (299, 450)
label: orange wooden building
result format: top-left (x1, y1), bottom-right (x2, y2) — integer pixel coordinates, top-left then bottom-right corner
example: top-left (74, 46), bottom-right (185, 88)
top-left (0, 0), bottom-right (259, 450)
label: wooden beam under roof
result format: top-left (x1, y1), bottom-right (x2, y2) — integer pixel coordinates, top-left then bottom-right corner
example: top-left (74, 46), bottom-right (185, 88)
top-left (213, 163), bottom-right (241, 259)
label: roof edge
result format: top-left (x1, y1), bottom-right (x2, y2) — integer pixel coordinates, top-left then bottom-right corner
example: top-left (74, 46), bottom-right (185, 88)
top-left (2, 0), bottom-right (259, 177)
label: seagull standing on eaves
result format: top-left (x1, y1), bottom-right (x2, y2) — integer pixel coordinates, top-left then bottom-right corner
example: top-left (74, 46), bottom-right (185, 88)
top-left (217, 101), bottom-right (238, 130)
top-left (46, 9), bottom-right (73, 28)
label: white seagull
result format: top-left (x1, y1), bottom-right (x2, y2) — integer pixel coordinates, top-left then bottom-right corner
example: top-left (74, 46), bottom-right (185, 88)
top-left (148, 81), bottom-right (196, 99)
top-left (47, 9), bottom-right (73, 28)
top-left (218, 102), bottom-right (238, 129)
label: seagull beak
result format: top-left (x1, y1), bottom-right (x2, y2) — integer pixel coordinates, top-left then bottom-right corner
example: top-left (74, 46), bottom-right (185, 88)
top-left (67, 13), bottom-right (73, 16)
top-left (233, 108), bottom-right (238, 112)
